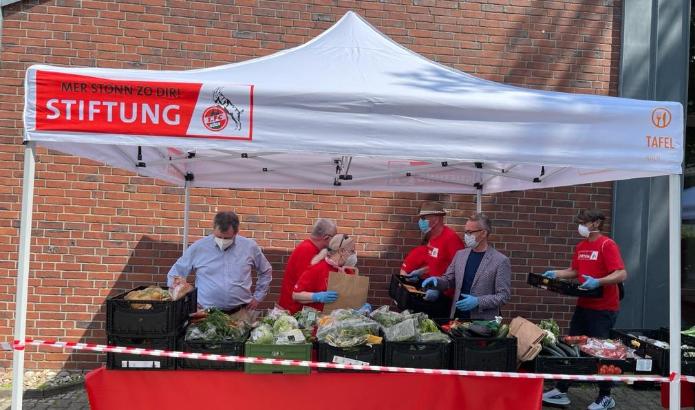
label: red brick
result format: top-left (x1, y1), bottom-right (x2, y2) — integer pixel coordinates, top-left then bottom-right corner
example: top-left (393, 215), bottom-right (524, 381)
top-left (0, 0), bottom-right (621, 369)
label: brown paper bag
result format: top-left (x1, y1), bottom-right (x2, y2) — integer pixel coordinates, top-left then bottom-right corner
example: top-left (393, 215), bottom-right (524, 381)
top-left (323, 270), bottom-right (369, 314)
top-left (509, 316), bottom-right (546, 363)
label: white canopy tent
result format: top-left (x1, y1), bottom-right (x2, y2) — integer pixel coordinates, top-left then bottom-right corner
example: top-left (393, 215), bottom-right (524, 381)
top-left (15, 11), bottom-right (684, 409)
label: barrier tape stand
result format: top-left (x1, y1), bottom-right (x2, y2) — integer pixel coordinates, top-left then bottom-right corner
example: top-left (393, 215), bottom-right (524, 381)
top-left (9, 338), bottom-right (675, 383)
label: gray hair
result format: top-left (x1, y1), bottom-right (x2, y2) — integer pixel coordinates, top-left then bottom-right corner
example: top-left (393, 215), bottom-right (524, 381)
top-left (469, 213), bottom-right (492, 233)
top-left (311, 218), bottom-right (337, 238)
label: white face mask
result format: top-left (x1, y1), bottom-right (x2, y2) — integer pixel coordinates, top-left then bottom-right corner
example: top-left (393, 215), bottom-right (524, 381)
top-left (215, 236), bottom-right (235, 250)
top-left (344, 253), bottom-right (358, 267)
top-left (464, 234), bottom-right (479, 249)
top-left (578, 224), bottom-right (591, 238)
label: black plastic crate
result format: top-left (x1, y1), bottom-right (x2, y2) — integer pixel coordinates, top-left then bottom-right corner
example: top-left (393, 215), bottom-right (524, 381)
top-left (532, 354), bottom-right (599, 375)
top-left (384, 341), bottom-right (450, 369)
top-left (106, 286), bottom-right (197, 337)
top-left (451, 336), bottom-right (517, 371)
top-left (388, 274), bottom-right (425, 310)
top-left (106, 333), bottom-right (179, 370)
top-left (611, 328), bottom-right (695, 376)
top-left (527, 272), bottom-right (603, 298)
top-left (317, 342), bottom-right (383, 372)
top-left (653, 328), bottom-right (695, 376)
top-left (178, 338), bottom-right (246, 370)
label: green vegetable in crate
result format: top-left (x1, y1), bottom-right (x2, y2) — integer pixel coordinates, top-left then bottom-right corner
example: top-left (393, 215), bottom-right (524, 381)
top-left (496, 324), bottom-right (509, 338)
top-left (541, 344), bottom-right (565, 357)
top-left (467, 323), bottom-right (495, 338)
top-left (539, 320), bottom-right (560, 338)
top-left (189, 309), bottom-right (250, 342)
top-left (272, 315), bottom-right (299, 333)
top-left (444, 321), bottom-right (471, 337)
top-left (541, 330), bottom-right (557, 346)
top-left (473, 320), bottom-right (500, 334)
top-left (294, 307), bottom-right (319, 328)
top-left (556, 342), bottom-right (577, 357)
top-left (370, 306), bottom-right (406, 327)
top-left (539, 319), bottom-right (560, 346)
top-left (418, 318), bottom-right (439, 334)
top-left (249, 324), bottom-right (274, 344)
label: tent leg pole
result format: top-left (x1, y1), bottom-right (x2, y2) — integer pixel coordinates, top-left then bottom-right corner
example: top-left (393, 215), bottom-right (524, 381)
top-left (183, 180), bottom-right (191, 252)
top-left (12, 141), bottom-right (36, 410)
top-left (476, 190), bottom-right (482, 213)
top-left (669, 174), bottom-right (682, 410)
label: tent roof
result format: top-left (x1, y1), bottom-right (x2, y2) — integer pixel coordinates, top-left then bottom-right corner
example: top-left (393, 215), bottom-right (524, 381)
top-left (23, 11), bottom-right (684, 194)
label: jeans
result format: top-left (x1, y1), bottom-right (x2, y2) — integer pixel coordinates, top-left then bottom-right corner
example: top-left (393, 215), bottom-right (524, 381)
top-left (556, 307), bottom-right (618, 397)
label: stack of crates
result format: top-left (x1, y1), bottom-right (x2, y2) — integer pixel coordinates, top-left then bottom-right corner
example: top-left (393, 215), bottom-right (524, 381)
top-left (105, 285), bottom-right (197, 370)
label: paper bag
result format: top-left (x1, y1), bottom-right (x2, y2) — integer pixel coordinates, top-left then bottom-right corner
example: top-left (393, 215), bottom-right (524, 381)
top-left (509, 316), bottom-right (546, 363)
top-left (324, 270), bottom-right (369, 314)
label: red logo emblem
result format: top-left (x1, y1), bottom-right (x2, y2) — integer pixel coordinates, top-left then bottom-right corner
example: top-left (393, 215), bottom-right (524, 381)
top-left (651, 108), bottom-right (672, 129)
top-left (202, 106), bottom-right (228, 131)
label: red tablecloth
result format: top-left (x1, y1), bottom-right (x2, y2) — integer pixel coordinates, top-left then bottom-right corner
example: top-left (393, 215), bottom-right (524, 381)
top-left (661, 381), bottom-right (695, 408)
top-left (85, 367), bottom-right (543, 410)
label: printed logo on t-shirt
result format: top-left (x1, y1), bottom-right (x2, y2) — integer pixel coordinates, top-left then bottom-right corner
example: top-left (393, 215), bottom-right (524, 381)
top-left (429, 247), bottom-right (439, 258)
top-left (578, 250), bottom-right (600, 261)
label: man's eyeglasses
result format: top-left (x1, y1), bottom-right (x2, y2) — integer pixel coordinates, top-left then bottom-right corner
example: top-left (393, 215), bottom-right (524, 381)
top-left (463, 229), bottom-right (483, 235)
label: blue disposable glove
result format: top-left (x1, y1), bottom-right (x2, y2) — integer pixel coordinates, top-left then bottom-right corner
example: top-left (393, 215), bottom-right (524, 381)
top-left (404, 267), bottom-right (427, 283)
top-left (421, 277), bottom-right (438, 289)
top-left (455, 294), bottom-right (479, 311)
top-left (542, 270), bottom-right (556, 279)
top-left (578, 275), bottom-right (600, 290)
top-left (357, 303), bottom-right (372, 314)
top-left (423, 289), bottom-right (440, 302)
top-left (312, 291), bottom-right (338, 303)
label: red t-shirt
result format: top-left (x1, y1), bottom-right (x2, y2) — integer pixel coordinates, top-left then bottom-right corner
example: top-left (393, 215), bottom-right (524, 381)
top-left (572, 235), bottom-right (625, 311)
top-left (293, 260), bottom-right (334, 312)
top-left (401, 245), bottom-right (429, 273)
top-left (278, 239), bottom-right (320, 314)
top-left (423, 226), bottom-right (464, 298)
top-left (424, 226), bottom-right (465, 278)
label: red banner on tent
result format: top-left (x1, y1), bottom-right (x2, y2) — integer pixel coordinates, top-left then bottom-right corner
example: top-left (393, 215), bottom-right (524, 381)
top-left (33, 70), bottom-right (253, 140)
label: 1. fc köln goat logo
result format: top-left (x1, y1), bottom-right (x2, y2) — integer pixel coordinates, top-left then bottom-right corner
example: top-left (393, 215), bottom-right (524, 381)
top-left (202, 87), bottom-right (245, 132)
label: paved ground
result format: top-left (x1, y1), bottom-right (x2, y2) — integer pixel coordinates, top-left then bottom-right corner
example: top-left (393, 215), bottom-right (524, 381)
top-left (541, 382), bottom-right (665, 409)
top-left (0, 386), bottom-right (89, 409)
top-left (0, 383), bottom-right (667, 410)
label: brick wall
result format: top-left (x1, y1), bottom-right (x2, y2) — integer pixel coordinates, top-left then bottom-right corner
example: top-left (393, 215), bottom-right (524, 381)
top-left (0, 0), bottom-right (622, 369)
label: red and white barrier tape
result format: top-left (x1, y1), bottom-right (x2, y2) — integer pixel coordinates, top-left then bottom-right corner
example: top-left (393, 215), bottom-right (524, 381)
top-left (10, 339), bottom-right (672, 382)
top-left (682, 375), bottom-right (695, 383)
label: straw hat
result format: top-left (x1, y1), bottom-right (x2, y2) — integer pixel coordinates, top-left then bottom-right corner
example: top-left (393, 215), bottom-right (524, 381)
top-left (419, 201), bottom-right (447, 216)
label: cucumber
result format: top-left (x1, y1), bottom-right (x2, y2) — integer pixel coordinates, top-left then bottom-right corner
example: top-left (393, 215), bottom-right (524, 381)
top-left (556, 342), bottom-right (576, 357)
top-left (497, 324), bottom-right (509, 338)
top-left (541, 346), bottom-right (564, 357)
top-left (544, 344), bottom-right (566, 357)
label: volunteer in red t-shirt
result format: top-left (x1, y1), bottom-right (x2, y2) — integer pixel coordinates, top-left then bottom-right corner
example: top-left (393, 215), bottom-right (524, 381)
top-left (292, 234), bottom-right (358, 312)
top-left (403, 201), bottom-right (464, 318)
top-left (278, 218), bottom-right (337, 313)
top-left (541, 209), bottom-right (627, 410)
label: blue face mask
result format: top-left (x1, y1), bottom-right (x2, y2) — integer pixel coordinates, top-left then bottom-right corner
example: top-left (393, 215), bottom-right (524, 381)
top-left (418, 218), bottom-right (430, 233)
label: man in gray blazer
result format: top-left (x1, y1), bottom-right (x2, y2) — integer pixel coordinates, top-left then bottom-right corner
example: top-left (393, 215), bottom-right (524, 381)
top-left (422, 213), bottom-right (511, 320)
